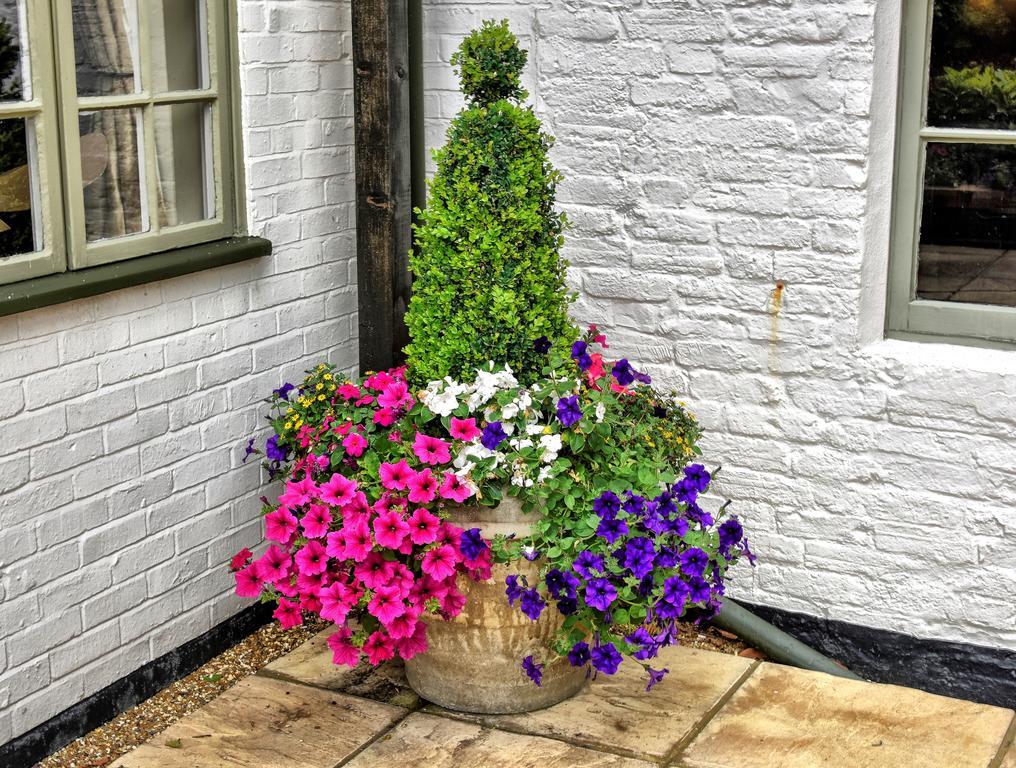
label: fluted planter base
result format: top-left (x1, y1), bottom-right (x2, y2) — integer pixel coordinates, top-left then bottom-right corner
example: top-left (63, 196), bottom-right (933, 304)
top-left (404, 496), bottom-right (586, 713)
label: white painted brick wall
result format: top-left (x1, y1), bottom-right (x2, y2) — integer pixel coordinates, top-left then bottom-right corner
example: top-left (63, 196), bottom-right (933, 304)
top-left (0, 0), bottom-right (356, 742)
top-left (422, 1), bottom-right (1016, 651)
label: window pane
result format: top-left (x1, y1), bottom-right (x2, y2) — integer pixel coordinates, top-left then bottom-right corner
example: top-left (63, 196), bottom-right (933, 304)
top-left (150, 0), bottom-right (208, 92)
top-left (916, 142), bottom-right (1016, 307)
top-left (0, 1), bottom-right (29, 101)
top-left (154, 102), bottom-right (212, 226)
top-left (0, 117), bottom-right (38, 256)
top-left (71, 0), bottom-right (140, 97)
top-left (926, 1), bottom-right (1016, 129)
top-left (80, 109), bottom-right (148, 241)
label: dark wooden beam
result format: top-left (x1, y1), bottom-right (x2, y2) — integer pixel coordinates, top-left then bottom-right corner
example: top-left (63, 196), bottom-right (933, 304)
top-left (352, 0), bottom-right (412, 374)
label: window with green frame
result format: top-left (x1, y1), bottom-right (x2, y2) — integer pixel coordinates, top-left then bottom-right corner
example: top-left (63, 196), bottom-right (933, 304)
top-left (0, 0), bottom-right (241, 289)
top-left (889, 0), bottom-right (1016, 345)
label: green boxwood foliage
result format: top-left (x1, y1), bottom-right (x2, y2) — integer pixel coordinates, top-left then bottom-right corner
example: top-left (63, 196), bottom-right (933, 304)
top-left (404, 20), bottom-right (576, 386)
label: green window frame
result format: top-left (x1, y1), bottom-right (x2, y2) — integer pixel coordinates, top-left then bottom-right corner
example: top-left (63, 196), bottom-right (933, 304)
top-left (0, 0), bottom-right (247, 290)
top-left (888, 0), bottom-right (1016, 346)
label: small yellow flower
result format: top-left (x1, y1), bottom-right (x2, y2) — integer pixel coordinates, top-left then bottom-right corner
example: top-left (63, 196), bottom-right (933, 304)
top-left (317, 394), bottom-right (325, 401)
top-left (323, 374), bottom-right (333, 381)
top-left (315, 383), bottom-right (324, 391)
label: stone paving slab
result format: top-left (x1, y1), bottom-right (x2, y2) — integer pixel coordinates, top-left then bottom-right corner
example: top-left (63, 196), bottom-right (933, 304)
top-left (342, 712), bottom-right (656, 768)
top-left (260, 629), bottom-right (419, 707)
top-left (679, 662), bottom-right (1015, 768)
top-left (1001, 737), bottom-right (1016, 768)
top-left (109, 675), bottom-right (404, 768)
top-left (424, 645), bottom-right (756, 761)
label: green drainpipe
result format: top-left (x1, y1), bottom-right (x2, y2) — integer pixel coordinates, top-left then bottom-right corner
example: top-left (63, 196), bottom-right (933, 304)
top-left (407, 0), bottom-right (425, 218)
top-left (713, 599), bottom-right (863, 681)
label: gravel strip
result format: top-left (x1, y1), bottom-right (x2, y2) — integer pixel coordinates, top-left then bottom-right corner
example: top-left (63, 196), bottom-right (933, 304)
top-left (38, 619), bottom-right (326, 768)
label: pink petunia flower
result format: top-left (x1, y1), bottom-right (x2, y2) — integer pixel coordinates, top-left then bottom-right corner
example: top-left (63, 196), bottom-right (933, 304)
top-left (439, 472), bottom-right (474, 503)
top-left (464, 548), bottom-right (494, 581)
top-left (342, 432), bottom-right (368, 458)
top-left (384, 606), bottom-right (420, 640)
top-left (234, 564), bottom-right (262, 598)
top-left (377, 379), bottom-right (414, 411)
top-left (278, 476), bottom-right (318, 508)
top-left (407, 469), bottom-right (439, 504)
top-left (413, 433), bottom-right (451, 465)
top-left (410, 575), bottom-right (449, 607)
top-left (320, 473), bottom-right (358, 507)
top-left (368, 584), bottom-right (407, 625)
top-left (362, 630), bottom-right (396, 665)
top-left (441, 586), bottom-right (467, 618)
top-left (395, 622), bottom-right (429, 660)
top-left (407, 508), bottom-right (441, 545)
top-left (256, 545), bottom-right (292, 584)
top-left (296, 570), bottom-right (327, 595)
top-left (355, 552), bottom-right (396, 590)
top-left (328, 628), bottom-right (361, 667)
top-left (273, 599), bottom-right (303, 629)
top-left (373, 510), bottom-right (410, 549)
top-left (388, 562), bottom-right (416, 598)
top-left (373, 407), bottom-right (397, 426)
top-left (421, 544), bottom-right (458, 581)
top-left (230, 548), bottom-right (253, 572)
top-left (337, 383), bottom-right (361, 401)
top-left (379, 460), bottom-right (414, 491)
top-left (301, 505), bottom-right (332, 539)
top-left (294, 540), bottom-right (328, 576)
top-left (300, 594), bottom-right (323, 614)
top-left (337, 519), bottom-right (374, 562)
top-left (449, 417), bottom-right (481, 441)
top-left (319, 581), bottom-right (356, 623)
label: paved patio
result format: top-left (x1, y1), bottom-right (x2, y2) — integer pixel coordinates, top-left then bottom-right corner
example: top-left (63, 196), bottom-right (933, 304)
top-left (110, 629), bottom-right (1016, 768)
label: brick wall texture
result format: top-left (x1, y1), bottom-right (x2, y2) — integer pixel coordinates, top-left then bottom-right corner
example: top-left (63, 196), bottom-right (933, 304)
top-left (0, 1), bottom-right (356, 743)
top-left (3, 0), bottom-right (1016, 747)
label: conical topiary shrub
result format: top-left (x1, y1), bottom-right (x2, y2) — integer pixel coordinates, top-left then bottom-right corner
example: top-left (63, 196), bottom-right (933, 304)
top-left (404, 20), bottom-right (576, 386)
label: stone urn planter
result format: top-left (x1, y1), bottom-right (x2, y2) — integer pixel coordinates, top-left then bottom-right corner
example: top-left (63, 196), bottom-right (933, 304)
top-left (404, 494), bottom-right (587, 713)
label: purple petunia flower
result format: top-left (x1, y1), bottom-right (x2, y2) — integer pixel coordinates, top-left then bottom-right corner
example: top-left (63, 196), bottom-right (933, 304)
top-left (718, 518), bottom-right (744, 552)
top-left (557, 597), bottom-right (578, 615)
top-left (593, 491), bottom-right (621, 519)
top-left (683, 463), bottom-right (711, 492)
top-left (584, 577), bottom-right (618, 611)
top-left (534, 336), bottom-right (552, 354)
top-left (568, 641), bottom-right (591, 667)
top-left (556, 396), bottom-right (582, 428)
top-left (679, 547), bottom-right (709, 578)
top-left (545, 569), bottom-right (579, 600)
top-left (522, 655), bottom-right (543, 686)
top-left (265, 434), bottom-right (288, 463)
top-left (571, 341), bottom-right (592, 371)
top-left (687, 576), bottom-right (711, 604)
top-left (591, 642), bottom-right (623, 675)
top-left (655, 597), bottom-right (684, 620)
top-left (612, 358), bottom-right (637, 387)
top-left (667, 517), bottom-right (690, 537)
top-left (519, 588), bottom-right (546, 621)
top-left (684, 501), bottom-right (713, 528)
top-left (623, 537), bottom-right (656, 579)
top-left (596, 516), bottom-right (629, 544)
top-left (623, 493), bottom-right (646, 518)
top-left (626, 626), bottom-right (660, 661)
top-left (663, 575), bottom-right (689, 607)
top-left (461, 528), bottom-right (487, 560)
top-left (242, 438), bottom-right (256, 463)
top-left (571, 340), bottom-right (588, 359)
top-left (654, 492), bottom-right (678, 517)
top-left (273, 383), bottom-right (295, 401)
top-left (646, 666), bottom-right (669, 692)
top-left (505, 575), bottom-right (524, 605)
top-left (656, 547), bottom-right (680, 569)
top-left (573, 551), bottom-right (605, 579)
top-left (740, 537), bottom-right (758, 565)
top-left (481, 421), bottom-right (508, 450)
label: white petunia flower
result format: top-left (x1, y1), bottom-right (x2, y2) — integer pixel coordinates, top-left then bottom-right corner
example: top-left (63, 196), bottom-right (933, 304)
top-left (595, 403), bottom-right (606, 423)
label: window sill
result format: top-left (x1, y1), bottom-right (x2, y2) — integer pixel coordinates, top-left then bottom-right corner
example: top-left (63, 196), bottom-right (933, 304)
top-left (0, 236), bottom-right (272, 318)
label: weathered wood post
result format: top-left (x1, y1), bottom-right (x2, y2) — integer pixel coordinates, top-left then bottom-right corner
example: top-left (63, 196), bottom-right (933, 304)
top-left (352, 0), bottom-right (412, 374)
